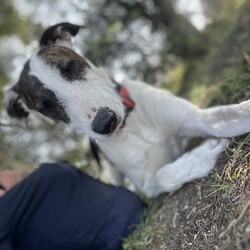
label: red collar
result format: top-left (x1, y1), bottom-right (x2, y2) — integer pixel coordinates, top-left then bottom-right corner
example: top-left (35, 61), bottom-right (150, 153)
top-left (112, 79), bottom-right (135, 128)
top-left (116, 84), bottom-right (135, 111)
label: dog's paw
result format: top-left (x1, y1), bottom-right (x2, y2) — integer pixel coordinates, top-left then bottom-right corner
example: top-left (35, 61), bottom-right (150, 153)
top-left (195, 138), bottom-right (229, 156)
top-left (153, 138), bottom-right (229, 195)
top-left (186, 138), bottom-right (229, 180)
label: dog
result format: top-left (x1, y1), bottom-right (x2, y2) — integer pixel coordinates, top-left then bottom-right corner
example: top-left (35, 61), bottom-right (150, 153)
top-left (5, 23), bottom-right (250, 197)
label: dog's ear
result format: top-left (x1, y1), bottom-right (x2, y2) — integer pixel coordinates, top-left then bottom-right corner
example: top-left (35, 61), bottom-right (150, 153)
top-left (39, 22), bottom-right (84, 48)
top-left (4, 88), bottom-right (29, 120)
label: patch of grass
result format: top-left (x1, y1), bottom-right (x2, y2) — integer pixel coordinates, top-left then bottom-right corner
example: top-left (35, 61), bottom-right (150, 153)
top-left (207, 133), bottom-right (250, 198)
top-left (206, 165), bottom-right (245, 198)
top-left (122, 199), bottom-right (164, 250)
top-left (214, 135), bottom-right (250, 249)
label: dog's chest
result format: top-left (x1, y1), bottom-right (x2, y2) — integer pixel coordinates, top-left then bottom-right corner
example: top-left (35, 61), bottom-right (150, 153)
top-left (97, 123), bottom-right (183, 187)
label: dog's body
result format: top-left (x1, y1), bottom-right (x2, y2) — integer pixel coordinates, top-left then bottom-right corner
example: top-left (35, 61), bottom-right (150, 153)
top-left (5, 23), bottom-right (250, 197)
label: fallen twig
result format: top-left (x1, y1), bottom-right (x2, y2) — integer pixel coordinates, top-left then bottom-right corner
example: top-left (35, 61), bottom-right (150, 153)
top-left (219, 200), bottom-right (250, 238)
top-left (172, 208), bottom-right (178, 228)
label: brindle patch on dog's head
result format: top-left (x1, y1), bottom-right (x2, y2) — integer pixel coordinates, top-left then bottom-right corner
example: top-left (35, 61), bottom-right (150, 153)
top-left (12, 60), bottom-right (70, 123)
top-left (38, 46), bottom-right (90, 81)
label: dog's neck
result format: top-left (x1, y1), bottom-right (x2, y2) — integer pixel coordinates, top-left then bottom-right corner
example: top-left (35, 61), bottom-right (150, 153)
top-left (112, 79), bottom-right (135, 128)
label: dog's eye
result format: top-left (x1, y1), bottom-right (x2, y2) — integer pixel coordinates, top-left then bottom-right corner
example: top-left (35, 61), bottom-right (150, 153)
top-left (36, 100), bottom-right (51, 113)
top-left (59, 61), bottom-right (75, 80)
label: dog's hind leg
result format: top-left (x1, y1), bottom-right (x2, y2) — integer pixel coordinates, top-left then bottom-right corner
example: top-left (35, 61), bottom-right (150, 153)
top-left (144, 138), bottom-right (229, 197)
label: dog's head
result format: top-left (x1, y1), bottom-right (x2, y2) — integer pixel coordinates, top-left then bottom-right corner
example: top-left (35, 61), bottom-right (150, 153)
top-left (5, 23), bottom-right (125, 140)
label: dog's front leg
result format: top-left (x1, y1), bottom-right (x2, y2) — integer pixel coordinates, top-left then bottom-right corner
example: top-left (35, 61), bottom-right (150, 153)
top-left (143, 138), bottom-right (229, 197)
top-left (180, 100), bottom-right (250, 138)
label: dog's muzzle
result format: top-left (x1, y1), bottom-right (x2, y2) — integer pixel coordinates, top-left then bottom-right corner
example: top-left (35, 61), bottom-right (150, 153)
top-left (91, 107), bottom-right (118, 134)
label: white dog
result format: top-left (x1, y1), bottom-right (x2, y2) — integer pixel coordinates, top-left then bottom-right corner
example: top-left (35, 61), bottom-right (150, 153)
top-left (5, 23), bottom-right (250, 197)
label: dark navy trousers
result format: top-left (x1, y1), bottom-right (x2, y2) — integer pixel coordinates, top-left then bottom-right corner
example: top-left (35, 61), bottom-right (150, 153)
top-left (0, 163), bottom-right (146, 250)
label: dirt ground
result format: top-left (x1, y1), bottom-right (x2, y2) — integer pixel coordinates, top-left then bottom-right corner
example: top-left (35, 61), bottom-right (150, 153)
top-left (123, 135), bottom-right (250, 250)
top-left (148, 136), bottom-right (250, 250)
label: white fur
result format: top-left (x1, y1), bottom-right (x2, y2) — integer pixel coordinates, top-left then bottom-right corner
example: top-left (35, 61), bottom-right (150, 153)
top-left (28, 52), bottom-right (250, 197)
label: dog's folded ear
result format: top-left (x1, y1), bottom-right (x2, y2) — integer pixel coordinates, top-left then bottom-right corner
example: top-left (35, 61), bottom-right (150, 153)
top-left (39, 22), bottom-right (84, 48)
top-left (4, 88), bottom-right (29, 120)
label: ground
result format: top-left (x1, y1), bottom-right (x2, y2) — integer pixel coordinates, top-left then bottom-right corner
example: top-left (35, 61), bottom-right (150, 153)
top-left (123, 2), bottom-right (250, 249)
top-left (124, 137), bottom-right (250, 250)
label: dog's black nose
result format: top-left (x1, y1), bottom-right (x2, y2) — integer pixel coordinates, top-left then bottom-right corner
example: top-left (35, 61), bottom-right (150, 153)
top-left (91, 107), bottom-right (118, 134)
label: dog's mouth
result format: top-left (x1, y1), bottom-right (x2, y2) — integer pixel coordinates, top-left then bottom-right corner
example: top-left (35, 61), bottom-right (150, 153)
top-left (91, 107), bottom-right (122, 135)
